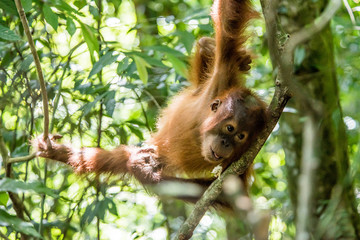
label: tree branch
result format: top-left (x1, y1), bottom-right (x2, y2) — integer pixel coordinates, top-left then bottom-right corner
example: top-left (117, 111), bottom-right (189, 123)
top-left (7, 153), bottom-right (37, 164)
top-left (14, 0), bottom-right (50, 140)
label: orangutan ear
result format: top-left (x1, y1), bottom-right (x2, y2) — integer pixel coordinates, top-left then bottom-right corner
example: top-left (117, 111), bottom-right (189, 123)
top-left (210, 99), bottom-right (222, 112)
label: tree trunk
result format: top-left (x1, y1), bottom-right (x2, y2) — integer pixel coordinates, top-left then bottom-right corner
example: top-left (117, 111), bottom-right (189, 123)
top-left (278, 0), bottom-right (360, 238)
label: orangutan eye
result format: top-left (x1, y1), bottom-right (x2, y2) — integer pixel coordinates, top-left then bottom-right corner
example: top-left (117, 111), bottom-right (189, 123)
top-left (235, 132), bottom-right (248, 142)
top-left (226, 125), bottom-right (235, 132)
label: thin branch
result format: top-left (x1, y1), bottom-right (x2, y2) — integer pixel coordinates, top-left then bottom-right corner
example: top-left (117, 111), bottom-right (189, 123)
top-left (143, 89), bottom-right (161, 110)
top-left (277, 0), bottom-right (341, 116)
top-left (284, 0), bottom-right (342, 55)
top-left (14, 0), bottom-right (50, 140)
top-left (343, 0), bottom-right (356, 24)
top-left (7, 153), bottom-right (37, 164)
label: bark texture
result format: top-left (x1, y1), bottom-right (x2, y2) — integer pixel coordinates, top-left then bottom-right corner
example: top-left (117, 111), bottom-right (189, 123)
top-left (278, 0), bottom-right (360, 238)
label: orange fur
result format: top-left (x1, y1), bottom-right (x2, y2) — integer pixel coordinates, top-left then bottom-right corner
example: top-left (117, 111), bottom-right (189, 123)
top-left (34, 0), bottom-right (266, 201)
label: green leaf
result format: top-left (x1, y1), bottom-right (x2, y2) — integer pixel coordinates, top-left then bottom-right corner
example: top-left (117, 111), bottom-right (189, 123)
top-left (127, 51), bottom-right (166, 68)
top-left (182, 8), bottom-right (209, 22)
top-left (0, 209), bottom-right (42, 238)
top-left (0, 178), bottom-right (58, 198)
top-left (104, 91), bottom-right (116, 117)
top-left (88, 51), bottom-right (118, 78)
top-left (96, 200), bottom-right (107, 220)
top-left (0, 192), bottom-right (9, 206)
top-left (118, 126), bottom-right (128, 144)
top-left (79, 92), bottom-right (106, 117)
top-left (126, 123), bottom-right (144, 140)
top-left (0, 51), bottom-right (16, 68)
top-left (167, 54), bottom-right (188, 78)
top-left (175, 30), bottom-right (196, 54)
top-left (74, 0), bottom-right (86, 9)
top-left (117, 58), bottom-right (130, 75)
top-left (66, 17), bottom-right (76, 36)
top-left (21, 0), bottom-right (32, 12)
top-left (145, 45), bottom-right (186, 57)
top-left (89, 5), bottom-right (99, 19)
top-left (0, 24), bottom-right (22, 41)
top-left (0, 0), bottom-right (18, 16)
top-left (43, 5), bottom-right (59, 31)
top-left (54, 0), bottom-right (83, 15)
top-left (133, 55), bottom-right (149, 84)
top-left (105, 198), bottom-right (118, 216)
top-left (80, 23), bottom-right (99, 63)
top-left (80, 203), bottom-right (93, 227)
top-left (20, 55), bottom-right (34, 72)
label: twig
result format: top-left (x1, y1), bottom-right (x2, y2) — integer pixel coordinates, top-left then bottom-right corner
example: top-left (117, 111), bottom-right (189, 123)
top-left (277, 0), bottom-right (341, 117)
top-left (343, 0), bottom-right (356, 24)
top-left (14, 0), bottom-right (50, 140)
top-left (7, 153), bottom-right (37, 164)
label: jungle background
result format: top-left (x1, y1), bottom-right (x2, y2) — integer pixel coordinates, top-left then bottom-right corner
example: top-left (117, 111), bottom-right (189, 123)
top-left (0, 0), bottom-right (360, 239)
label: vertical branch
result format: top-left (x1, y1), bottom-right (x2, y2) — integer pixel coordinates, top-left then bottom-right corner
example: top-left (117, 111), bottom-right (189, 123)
top-left (14, 0), bottom-right (50, 140)
top-left (96, 1), bottom-right (103, 239)
top-left (0, 122), bottom-right (29, 240)
top-left (259, 0), bottom-right (280, 69)
top-left (38, 165), bottom-right (47, 237)
top-left (97, 102), bottom-right (103, 148)
top-left (295, 117), bottom-right (318, 240)
top-left (96, 180), bottom-right (101, 240)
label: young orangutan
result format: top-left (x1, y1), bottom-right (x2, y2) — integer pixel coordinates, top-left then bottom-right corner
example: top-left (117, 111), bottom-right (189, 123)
top-left (34, 0), bottom-right (267, 193)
